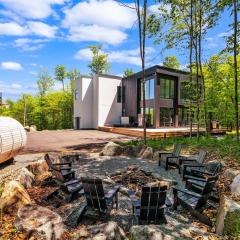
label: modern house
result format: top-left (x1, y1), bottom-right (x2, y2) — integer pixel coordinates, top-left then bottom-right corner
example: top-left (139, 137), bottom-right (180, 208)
top-left (74, 74), bottom-right (122, 129)
top-left (73, 66), bottom-right (194, 130)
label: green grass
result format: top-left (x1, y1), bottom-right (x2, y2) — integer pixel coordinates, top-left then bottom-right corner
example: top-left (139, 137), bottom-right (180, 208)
top-left (121, 135), bottom-right (240, 161)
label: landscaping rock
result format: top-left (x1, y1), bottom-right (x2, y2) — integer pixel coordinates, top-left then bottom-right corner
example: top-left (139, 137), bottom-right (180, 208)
top-left (101, 142), bottom-right (123, 156)
top-left (16, 167), bottom-right (35, 188)
top-left (230, 174), bottom-right (240, 196)
top-left (153, 151), bottom-right (160, 161)
top-left (216, 195), bottom-right (240, 237)
top-left (223, 168), bottom-right (240, 181)
top-left (27, 160), bottom-right (50, 181)
top-left (122, 145), bottom-right (137, 157)
top-left (136, 144), bottom-right (147, 157)
top-left (0, 180), bottom-right (31, 213)
top-left (15, 204), bottom-right (66, 240)
top-left (89, 221), bottom-right (127, 240)
top-left (141, 147), bottom-right (153, 159)
top-left (130, 225), bottom-right (177, 240)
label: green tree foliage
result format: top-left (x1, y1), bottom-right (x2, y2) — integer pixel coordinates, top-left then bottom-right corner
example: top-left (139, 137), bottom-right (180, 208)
top-left (88, 45), bottom-right (110, 75)
top-left (54, 65), bottom-right (66, 91)
top-left (67, 69), bottom-right (80, 93)
top-left (123, 68), bottom-right (135, 77)
top-left (37, 69), bottom-right (54, 96)
top-left (163, 56), bottom-right (180, 69)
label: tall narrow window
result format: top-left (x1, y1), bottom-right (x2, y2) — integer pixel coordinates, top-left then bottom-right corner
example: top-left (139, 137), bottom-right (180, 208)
top-left (160, 78), bottom-right (175, 99)
top-left (122, 86), bottom-right (125, 103)
top-left (117, 86), bottom-right (122, 103)
top-left (141, 78), bottom-right (155, 100)
top-left (75, 89), bottom-right (79, 100)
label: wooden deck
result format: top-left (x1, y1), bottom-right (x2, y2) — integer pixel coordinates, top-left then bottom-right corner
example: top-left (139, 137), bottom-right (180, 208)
top-left (98, 126), bottom-right (229, 139)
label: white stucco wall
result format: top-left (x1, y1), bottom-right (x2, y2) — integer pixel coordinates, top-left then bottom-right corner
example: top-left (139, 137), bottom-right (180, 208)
top-left (73, 76), bottom-right (93, 129)
top-left (97, 76), bottom-right (122, 127)
top-left (74, 75), bottom-right (122, 129)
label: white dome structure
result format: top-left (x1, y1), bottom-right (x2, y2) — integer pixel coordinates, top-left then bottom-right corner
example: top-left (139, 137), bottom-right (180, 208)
top-left (0, 117), bottom-right (27, 164)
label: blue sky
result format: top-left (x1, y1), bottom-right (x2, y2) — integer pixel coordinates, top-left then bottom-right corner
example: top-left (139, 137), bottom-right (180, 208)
top-left (0, 0), bottom-right (234, 100)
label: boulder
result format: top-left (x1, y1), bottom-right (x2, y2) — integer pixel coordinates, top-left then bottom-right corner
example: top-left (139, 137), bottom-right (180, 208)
top-left (27, 160), bottom-right (50, 181)
top-left (101, 142), bottom-right (123, 156)
top-left (136, 144), bottom-right (147, 158)
top-left (216, 195), bottom-right (240, 237)
top-left (223, 168), bottom-right (240, 181)
top-left (15, 204), bottom-right (66, 240)
top-left (230, 174), bottom-right (240, 196)
top-left (141, 147), bottom-right (153, 159)
top-left (130, 225), bottom-right (176, 240)
top-left (89, 221), bottom-right (127, 240)
top-left (0, 180), bottom-right (31, 213)
top-left (16, 167), bottom-right (35, 188)
top-left (153, 151), bottom-right (160, 161)
top-left (122, 145), bottom-right (137, 157)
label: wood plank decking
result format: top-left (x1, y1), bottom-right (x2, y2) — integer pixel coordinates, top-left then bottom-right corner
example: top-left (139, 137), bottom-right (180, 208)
top-left (98, 126), bottom-right (229, 139)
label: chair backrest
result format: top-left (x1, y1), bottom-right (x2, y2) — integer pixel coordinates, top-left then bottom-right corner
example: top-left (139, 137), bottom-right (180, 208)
top-left (81, 178), bottom-right (107, 211)
top-left (201, 178), bottom-right (216, 195)
top-left (196, 150), bottom-right (207, 164)
top-left (206, 162), bottom-right (223, 175)
top-left (173, 144), bottom-right (182, 157)
top-left (44, 154), bottom-right (54, 169)
top-left (139, 186), bottom-right (166, 224)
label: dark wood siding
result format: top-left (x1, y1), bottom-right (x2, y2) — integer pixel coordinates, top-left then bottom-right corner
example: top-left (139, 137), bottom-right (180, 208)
top-left (122, 77), bottom-right (138, 121)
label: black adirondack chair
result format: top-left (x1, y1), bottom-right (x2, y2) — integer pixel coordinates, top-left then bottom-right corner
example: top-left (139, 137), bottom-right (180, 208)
top-left (172, 177), bottom-right (216, 226)
top-left (167, 150), bottom-right (206, 174)
top-left (183, 161), bottom-right (222, 181)
top-left (159, 144), bottom-right (183, 167)
top-left (128, 186), bottom-right (167, 225)
top-left (45, 153), bottom-right (75, 182)
top-left (81, 178), bottom-right (120, 219)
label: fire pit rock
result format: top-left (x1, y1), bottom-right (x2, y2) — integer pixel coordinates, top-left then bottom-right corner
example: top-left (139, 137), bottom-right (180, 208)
top-left (15, 204), bottom-right (66, 240)
top-left (141, 147), bottom-right (154, 159)
top-left (16, 167), bottom-right (35, 188)
top-left (86, 221), bottom-right (127, 240)
top-left (100, 142), bottom-right (123, 156)
top-left (0, 180), bottom-right (32, 213)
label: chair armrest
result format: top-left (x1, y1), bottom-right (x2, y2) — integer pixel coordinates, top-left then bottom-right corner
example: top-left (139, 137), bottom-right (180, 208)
top-left (172, 186), bottom-right (202, 198)
top-left (105, 184), bottom-right (120, 199)
top-left (159, 152), bottom-right (172, 158)
top-left (191, 169), bottom-right (214, 176)
top-left (60, 167), bottom-right (72, 171)
top-left (62, 170), bottom-right (75, 177)
top-left (63, 179), bottom-right (80, 186)
top-left (53, 162), bottom-right (72, 167)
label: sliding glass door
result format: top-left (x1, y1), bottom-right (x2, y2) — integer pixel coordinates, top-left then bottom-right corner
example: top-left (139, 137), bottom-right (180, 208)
top-left (160, 108), bottom-right (174, 127)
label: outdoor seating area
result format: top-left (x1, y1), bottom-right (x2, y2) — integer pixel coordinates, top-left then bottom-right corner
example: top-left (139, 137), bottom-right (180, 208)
top-left (1, 139), bottom-right (239, 239)
top-left (42, 145), bottom-right (221, 230)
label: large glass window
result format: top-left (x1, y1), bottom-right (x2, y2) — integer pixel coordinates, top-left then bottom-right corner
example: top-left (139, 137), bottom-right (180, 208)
top-left (142, 78), bottom-right (154, 100)
top-left (160, 108), bottom-right (174, 127)
top-left (160, 78), bottom-right (175, 99)
top-left (141, 107), bottom-right (154, 127)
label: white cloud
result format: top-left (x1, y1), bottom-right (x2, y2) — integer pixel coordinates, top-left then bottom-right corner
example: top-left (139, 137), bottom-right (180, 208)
top-left (27, 21), bottom-right (57, 38)
top-left (0, 80), bottom-right (36, 99)
top-left (63, 0), bottom-right (136, 45)
top-left (29, 71), bottom-right (38, 75)
top-left (0, 22), bottom-right (27, 36)
top-left (0, 61), bottom-right (23, 71)
top-left (68, 24), bottom-right (127, 44)
top-left (14, 38), bottom-right (48, 51)
top-left (0, 0), bottom-right (66, 20)
top-left (75, 47), bottom-right (154, 66)
top-left (11, 83), bottom-right (22, 89)
top-left (205, 37), bottom-right (218, 48)
top-left (218, 31), bottom-right (233, 38)
top-left (0, 21), bottom-right (57, 38)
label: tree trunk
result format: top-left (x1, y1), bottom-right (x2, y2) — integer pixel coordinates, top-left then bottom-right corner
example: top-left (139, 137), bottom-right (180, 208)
top-left (198, 0), bottom-right (208, 137)
top-left (136, 0), bottom-right (147, 145)
top-left (233, 0), bottom-right (239, 143)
